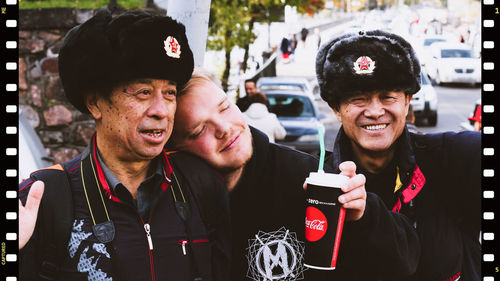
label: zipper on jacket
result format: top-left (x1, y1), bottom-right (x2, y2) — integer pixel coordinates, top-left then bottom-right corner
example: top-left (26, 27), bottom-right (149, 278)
top-left (179, 240), bottom-right (188, 255)
top-left (177, 239), bottom-right (209, 256)
top-left (144, 223), bottom-right (154, 250)
top-left (138, 214), bottom-right (156, 281)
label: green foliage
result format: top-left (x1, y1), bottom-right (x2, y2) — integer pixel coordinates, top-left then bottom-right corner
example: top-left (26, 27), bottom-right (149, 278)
top-left (207, 1), bottom-right (251, 52)
top-left (19, 0), bottom-right (145, 10)
top-left (207, 0), bottom-right (324, 89)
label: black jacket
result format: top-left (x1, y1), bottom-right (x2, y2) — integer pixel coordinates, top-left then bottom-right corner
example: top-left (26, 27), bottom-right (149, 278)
top-left (19, 141), bottom-right (231, 281)
top-left (328, 126), bottom-right (481, 281)
top-left (229, 127), bottom-right (420, 281)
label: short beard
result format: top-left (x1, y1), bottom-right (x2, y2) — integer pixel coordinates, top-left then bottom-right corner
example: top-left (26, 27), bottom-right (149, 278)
top-left (218, 133), bottom-right (254, 175)
top-left (218, 145), bottom-right (253, 174)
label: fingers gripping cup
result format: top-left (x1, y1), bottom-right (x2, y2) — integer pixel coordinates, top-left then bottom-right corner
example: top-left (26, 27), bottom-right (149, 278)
top-left (304, 171), bottom-right (348, 270)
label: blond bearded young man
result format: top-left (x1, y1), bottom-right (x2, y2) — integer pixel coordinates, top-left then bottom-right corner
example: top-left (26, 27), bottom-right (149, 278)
top-left (18, 10), bottom-right (230, 281)
top-left (316, 30), bottom-right (480, 281)
top-left (168, 69), bottom-right (421, 281)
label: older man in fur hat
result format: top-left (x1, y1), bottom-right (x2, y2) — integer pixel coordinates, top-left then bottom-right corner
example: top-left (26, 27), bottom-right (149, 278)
top-left (316, 30), bottom-right (480, 281)
top-left (18, 9), bottom-right (230, 281)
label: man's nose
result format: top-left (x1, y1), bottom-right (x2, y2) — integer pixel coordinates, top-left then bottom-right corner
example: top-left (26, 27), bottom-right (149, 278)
top-left (363, 99), bottom-right (385, 118)
top-left (147, 92), bottom-right (170, 119)
top-left (214, 119), bottom-right (230, 139)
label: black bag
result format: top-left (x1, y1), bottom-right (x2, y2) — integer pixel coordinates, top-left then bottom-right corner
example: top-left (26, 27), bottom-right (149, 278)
top-left (19, 167), bottom-right (74, 281)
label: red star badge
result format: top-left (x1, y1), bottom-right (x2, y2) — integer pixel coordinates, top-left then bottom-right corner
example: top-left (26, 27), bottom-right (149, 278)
top-left (353, 56), bottom-right (375, 74)
top-left (164, 36), bottom-right (181, 59)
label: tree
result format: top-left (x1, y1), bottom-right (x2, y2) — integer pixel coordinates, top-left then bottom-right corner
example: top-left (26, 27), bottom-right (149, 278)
top-left (207, 0), bottom-right (325, 92)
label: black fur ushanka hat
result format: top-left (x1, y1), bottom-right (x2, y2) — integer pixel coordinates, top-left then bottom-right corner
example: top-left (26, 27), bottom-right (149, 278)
top-left (316, 30), bottom-right (421, 108)
top-left (58, 8), bottom-right (194, 113)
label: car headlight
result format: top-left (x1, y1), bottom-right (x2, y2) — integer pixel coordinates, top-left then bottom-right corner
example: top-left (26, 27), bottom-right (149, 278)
top-left (297, 134), bottom-right (319, 142)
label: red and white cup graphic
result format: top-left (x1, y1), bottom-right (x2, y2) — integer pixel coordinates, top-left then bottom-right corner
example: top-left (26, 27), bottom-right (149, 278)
top-left (304, 172), bottom-right (348, 270)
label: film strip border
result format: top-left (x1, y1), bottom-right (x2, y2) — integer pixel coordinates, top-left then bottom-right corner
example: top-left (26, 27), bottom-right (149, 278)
top-left (1, 0), bottom-right (19, 280)
top-left (0, 1), bottom-right (497, 281)
top-left (482, 1), bottom-right (498, 280)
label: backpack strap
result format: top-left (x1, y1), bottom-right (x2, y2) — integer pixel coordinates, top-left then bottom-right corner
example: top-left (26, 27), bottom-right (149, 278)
top-left (29, 166), bottom-right (73, 280)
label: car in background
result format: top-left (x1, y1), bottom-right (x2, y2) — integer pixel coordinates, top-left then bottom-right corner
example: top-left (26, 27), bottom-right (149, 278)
top-left (257, 76), bottom-right (322, 101)
top-left (257, 76), bottom-right (317, 97)
top-left (262, 89), bottom-right (325, 155)
top-left (411, 34), bottom-right (454, 68)
top-left (426, 42), bottom-right (481, 86)
top-left (19, 110), bottom-right (53, 182)
top-left (411, 71), bottom-right (439, 126)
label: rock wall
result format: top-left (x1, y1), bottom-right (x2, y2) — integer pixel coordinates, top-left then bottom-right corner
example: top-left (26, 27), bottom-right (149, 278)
top-left (19, 8), bottom-right (99, 164)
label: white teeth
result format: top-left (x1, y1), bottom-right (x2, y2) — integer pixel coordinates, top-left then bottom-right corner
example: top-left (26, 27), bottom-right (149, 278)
top-left (363, 124), bottom-right (387, 131)
top-left (147, 130), bottom-right (162, 137)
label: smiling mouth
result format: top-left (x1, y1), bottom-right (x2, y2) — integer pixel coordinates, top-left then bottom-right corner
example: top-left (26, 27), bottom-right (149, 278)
top-left (143, 129), bottom-right (164, 137)
top-left (221, 135), bottom-right (239, 152)
top-left (361, 124), bottom-right (388, 131)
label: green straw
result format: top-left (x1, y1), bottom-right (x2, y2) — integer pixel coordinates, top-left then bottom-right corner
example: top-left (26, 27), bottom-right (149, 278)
top-left (317, 125), bottom-right (326, 172)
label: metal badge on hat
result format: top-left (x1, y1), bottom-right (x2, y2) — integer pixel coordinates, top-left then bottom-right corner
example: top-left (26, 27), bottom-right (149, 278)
top-left (164, 36), bottom-right (181, 59)
top-left (353, 56), bottom-right (375, 74)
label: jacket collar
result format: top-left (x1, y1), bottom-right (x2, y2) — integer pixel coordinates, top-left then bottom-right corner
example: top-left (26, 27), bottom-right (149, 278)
top-left (331, 125), bottom-right (417, 185)
top-left (233, 126), bottom-right (270, 192)
top-left (82, 134), bottom-right (173, 202)
top-left (331, 125), bottom-right (425, 211)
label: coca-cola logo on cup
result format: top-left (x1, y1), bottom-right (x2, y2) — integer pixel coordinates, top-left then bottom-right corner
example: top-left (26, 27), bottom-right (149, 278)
top-left (305, 206), bottom-right (328, 242)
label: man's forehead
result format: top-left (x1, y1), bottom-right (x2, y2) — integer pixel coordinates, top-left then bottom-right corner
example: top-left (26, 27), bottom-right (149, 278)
top-left (346, 91), bottom-right (405, 98)
top-left (123, 78), bottom-right (177, 87)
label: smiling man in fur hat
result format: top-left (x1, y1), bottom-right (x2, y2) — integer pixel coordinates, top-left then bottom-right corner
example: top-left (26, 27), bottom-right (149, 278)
top-left (18, 9), bottom-right (230, 281)
top-left (317, 30), bottom-right (480, 281)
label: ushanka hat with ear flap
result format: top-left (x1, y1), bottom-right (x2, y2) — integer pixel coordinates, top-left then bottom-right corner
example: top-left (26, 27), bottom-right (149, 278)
top-left (58, 8), bottom-right (194, 113)
top-left (315, 30), bottom-right (421, 108)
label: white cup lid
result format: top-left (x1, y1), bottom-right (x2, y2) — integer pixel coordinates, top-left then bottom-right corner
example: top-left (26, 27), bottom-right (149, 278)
top-left (306, 171), bottom-right (348, 188)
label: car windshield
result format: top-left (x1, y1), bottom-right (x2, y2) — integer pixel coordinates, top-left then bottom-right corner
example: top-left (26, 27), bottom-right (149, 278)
top-left (266, 94), bottom-right (315, 118)
top-left (420, 72), bottom-right (431, 85)
top-left (423, 38), bottom-right (446, 46)
top-left (260, 84), bottom-right (306, 91)
top-left (441, 49), bottom-right (473, 58)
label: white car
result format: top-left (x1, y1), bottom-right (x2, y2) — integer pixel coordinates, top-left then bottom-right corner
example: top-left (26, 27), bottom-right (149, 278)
top-left (412, 34), bottom-right (454, 68)
top-left (411, 71), bottom-right (439, 126)
top-left (426, 42), bottom-right (481, 86)
top-left (257, 76), bottom-right (317, 100)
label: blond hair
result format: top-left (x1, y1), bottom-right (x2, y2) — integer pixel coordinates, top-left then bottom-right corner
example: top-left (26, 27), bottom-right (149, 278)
top-left (180, 67), bottom-right (223, 96)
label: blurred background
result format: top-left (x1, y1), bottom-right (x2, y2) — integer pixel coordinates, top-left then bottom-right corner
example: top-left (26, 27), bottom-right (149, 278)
top-left (18, 0), bottom-right (481, 179)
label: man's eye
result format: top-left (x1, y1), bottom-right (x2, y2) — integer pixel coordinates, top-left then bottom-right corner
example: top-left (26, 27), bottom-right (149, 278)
top-left (350, 98), bottom-right (365, 103)
top-left (189, 126), bottom-right (205, 139)
top-left (166, 89), bottom-right (177, 96)
top-left (137, 90), bottom-right (151, 96)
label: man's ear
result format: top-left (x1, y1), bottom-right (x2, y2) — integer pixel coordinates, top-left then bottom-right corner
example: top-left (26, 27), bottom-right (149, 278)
top-left (333, 107), bottom-right (342, 122)
top-left (406, 94), bottom-right (413, 105)
top-left (85, 92), bottom-right (102, 120)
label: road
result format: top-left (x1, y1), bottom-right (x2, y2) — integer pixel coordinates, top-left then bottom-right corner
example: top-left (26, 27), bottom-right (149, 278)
top-left (316, 84), bottom-right (481, 151)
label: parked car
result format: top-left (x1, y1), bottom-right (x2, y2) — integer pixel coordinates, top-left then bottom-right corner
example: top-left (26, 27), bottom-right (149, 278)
top-left (426, 42), bottom-right (481, 86)
top-left (412, 34), bottom-right (454, 68)
top-left (411, 71), bottom-right (439, 126)
top-left (19, 110), bottom-right (53, 182)
top-left (257, 76), bottom-right (316, 98)
top-left (262, 89), bottom-right (325, 155)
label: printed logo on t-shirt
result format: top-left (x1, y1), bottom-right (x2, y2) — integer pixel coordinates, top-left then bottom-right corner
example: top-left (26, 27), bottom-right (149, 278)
top-left (247, 227), bottom-right (306, 281)
top-left (305, 206), bottom-right (328, 242)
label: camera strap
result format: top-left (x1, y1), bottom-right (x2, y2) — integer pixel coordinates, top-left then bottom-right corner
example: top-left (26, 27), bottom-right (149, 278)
top-left (80, 150), bottom-right (115, 244)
